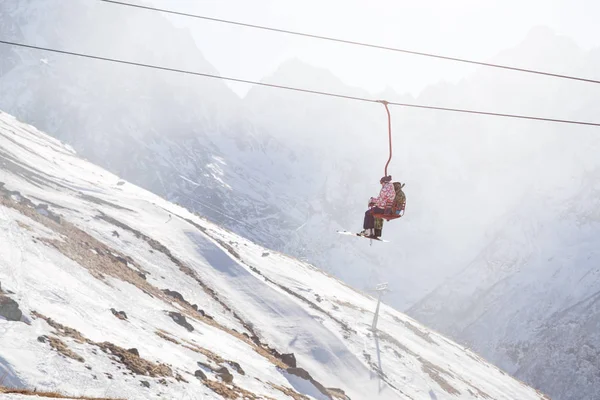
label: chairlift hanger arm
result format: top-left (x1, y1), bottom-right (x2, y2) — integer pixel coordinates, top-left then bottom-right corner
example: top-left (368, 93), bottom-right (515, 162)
top-left (376, 100), bottom-right (393, 177)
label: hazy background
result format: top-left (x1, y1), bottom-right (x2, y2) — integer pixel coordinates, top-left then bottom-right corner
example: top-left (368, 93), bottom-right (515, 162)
top-left (150, 0), bottom-right (600, 96)
top-left (2, 1), bottom-right (600, 398)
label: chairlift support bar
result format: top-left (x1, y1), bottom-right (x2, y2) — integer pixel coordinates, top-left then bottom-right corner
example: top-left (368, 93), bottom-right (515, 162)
top-left (377, 100), bottom-right (393, 177)
top-left (371, 282), bottom-right (390, 331)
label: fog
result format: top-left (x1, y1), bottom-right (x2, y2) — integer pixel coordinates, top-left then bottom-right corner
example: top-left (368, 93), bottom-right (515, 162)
top-left (2, 0), bottom-right (600, 305)
top-left (2, 2), bottom-right (600, 398)
top-left (148, 0), bottom-right (600, 96)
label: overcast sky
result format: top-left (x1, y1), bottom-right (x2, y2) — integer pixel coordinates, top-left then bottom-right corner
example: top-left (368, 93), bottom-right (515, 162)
top-left (145, 0), bottom-right (600, 97)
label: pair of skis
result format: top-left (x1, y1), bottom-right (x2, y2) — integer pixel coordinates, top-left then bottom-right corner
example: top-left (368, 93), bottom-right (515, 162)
top-left (336, 230), bottom-right (389, 242)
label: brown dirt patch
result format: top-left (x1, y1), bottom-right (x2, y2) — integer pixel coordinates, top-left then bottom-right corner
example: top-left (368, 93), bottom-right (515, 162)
top-left (41, 335), bottom-right (85, 363)
top-left (156, 330), bottom-right (225, 365)
top-left (16, 220), bottom-right (33, 231)
top-left (268, 382), bottom-right (310, 400)
top-left (97, 342), bottom-right (172, 377)
top-left (182, 341), bottom-right (224, 364)
top-left (392, 316), bottom-right (437, 345)
top-left (332, 299), bottom-right (367, 313)
top-left (32, 312), bottom-right (172, 378)
top-left (378, 331), bottom-right (419, 358)
top-left (420, 359), bottom-right (460, 396)
top-left (328, 388), bottom-right (351, 400)
top-left (204, 379), bottom-right (274, 400)
top-left (155, 329), bottom-right (181, 345)
top-left (0, 385), bottom-right (122, 399)
top-left (156, 331), bottom-right (246, 377)
top-left (32, 311), bottom-right (86, 343)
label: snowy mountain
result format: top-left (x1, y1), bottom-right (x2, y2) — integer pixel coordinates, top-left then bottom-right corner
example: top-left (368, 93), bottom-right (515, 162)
top-left (4, 1), bottom-right (600, 314)
top-left (409, 165), bottom-right (600, 400)
top-left (0, 111), bottom-right (551, 399)
top-left (403, 29), bottom-right (600, 400)
top-left (2, 2), bottom-right (600, 398)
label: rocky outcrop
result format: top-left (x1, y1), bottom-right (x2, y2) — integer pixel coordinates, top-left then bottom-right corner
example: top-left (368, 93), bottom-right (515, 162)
top-left (215, 366), bottom-right (233, 383)
top-left (163, 289), bottom-right (185, 302)
top-left (194, 369), bottom-right (207, 380)
top-left (280, 353), bottom-right (297, 368)
top-left (110, 308), bottom-right (128, 320)
top-left (168, 312), bottom-right (194, 332)
top-left (0, 295), bottom-right (22, 321)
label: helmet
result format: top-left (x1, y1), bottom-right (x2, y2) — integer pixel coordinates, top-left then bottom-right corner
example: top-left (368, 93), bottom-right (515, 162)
top-left (380, 175), bottom-right (392, 183)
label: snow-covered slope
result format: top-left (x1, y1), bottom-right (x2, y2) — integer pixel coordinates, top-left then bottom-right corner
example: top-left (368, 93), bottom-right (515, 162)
top-left (0, 111), bottom-right (549, 399)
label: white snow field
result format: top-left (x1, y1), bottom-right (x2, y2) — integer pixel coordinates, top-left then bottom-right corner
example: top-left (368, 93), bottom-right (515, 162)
top-left (0, 109), bottom-right (549, 400)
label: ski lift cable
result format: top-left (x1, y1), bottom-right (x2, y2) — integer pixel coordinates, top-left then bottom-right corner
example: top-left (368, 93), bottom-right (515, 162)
top-left (98, 0), bottom-right (600, 86)
top-left (1, 39), bottom-right (600, 127)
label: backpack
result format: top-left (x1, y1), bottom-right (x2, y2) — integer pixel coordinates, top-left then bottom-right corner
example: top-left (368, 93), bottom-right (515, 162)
top-left (392, 182), bottom-right (406, 212)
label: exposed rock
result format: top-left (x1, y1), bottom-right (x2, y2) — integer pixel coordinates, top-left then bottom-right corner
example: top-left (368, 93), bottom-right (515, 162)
top-left (281, 353), bottom-right (297, 368)
top-left (0, 295), bottom-right (23, 321)
top-left (197, 361), bottom-right (213, 370)
top-left (37, 336), bottom-right (47, 343)
top-left (112, 230), bottom-right (120, 238)
top-left (127, 348), bottom-right (139, 357)
top-left (114, 255), bottom-right (129, 266)
top-left (163, 289), bottom-right (185, 302)
top-left (287, 367), bottom-right (331, 399)
top-left (110, 308), bottom-right (128, 320)
top-left (175, 373), bottom-right (188, 383)
top-left (140, 380), bottom-right (150, 388)
top-left (226, 361), bottom-right (245, 375)
top-left (168, 311), bottom-right (194, 332)
top-left (287, 367), bottom-right (311, 381)
top-left (194, 370), bottom-right (207, 380)
top-left (328, 388), bottom-right (350, 400)
top-left (262, 252), bottom-right (270, 257)
top-left (189, 304), bottom-right (207, 318)
top-left (215, 366), bottom-right (234, 383)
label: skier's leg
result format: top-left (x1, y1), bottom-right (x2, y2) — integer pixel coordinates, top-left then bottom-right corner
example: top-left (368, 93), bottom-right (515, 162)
top-left (361, 209), bottom-right (375, 236)
top-left (374, 217), bottom-right (383, 238)
top-left (363, 209), bottom-right (374, 229)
